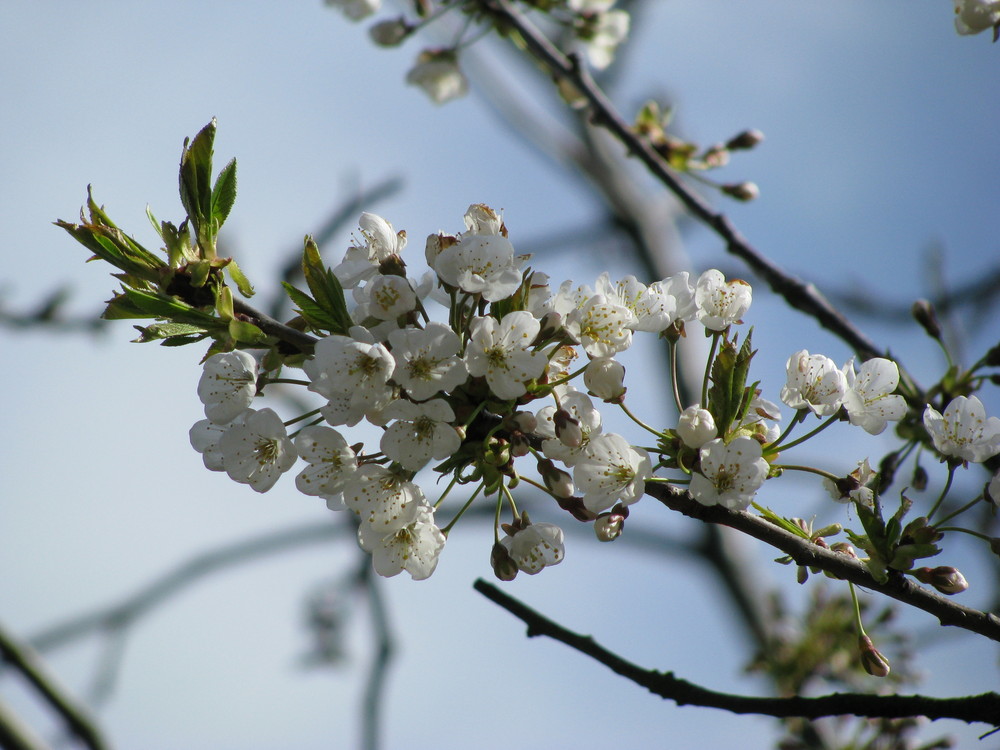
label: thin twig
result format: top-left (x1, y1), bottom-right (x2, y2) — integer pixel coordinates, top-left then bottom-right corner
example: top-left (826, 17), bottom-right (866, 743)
top-left (480, 0), bottom-right (883, 363)
top-left (474, 579), bottom-right (1000, 726)
top-left (357, 558), bottom-right (394, 750)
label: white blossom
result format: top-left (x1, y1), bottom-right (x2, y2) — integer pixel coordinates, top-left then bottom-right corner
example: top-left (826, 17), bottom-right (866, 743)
top-left (501, 523), bottom-right (565, 574)
top-left (294, 425), bottom-right (358, 498)
top-left (779, 350), bottom-right (848, 417)
top-left (217, 408), bottom-right (297, 492)
top-left (305, 327), bottom-right (395, 405)
top-left (380, 399), bottom-right (461, 472)
top-left (577, 9), bottom-right (630, 70)
top-left (189, 410), bottom-right (251, 471)
top-left (464, 312), bottom-right (548, 400)
top-left (574, 433), bottom-right (651, 513)
top-left (463, 203), bottom-right (504, 235)
top-left (387, 322), bottom-right (468, 401)
top-left (843, 358), bottom-right (907, 435)
top-left (694, 269), bottom-right (752, 331)
top-left (353, 275), bottom-right (417, 321)
top-left (343, 464), bottom-right (427, 533)
top-left (953, 0), bottom-right (1000, 34)
top-left (333, 213), bottom-right (406, 288)
top-left (689, 436), bottom-right (769, 510)
top-left (677, 405), bottom-right (717, 449)
top-left (358, 504), bottom-right (446, 580)
top-left (823, 458), bottom-right (876, 507)
top-left (564, 294), bottom-right (634, 358)
top-left (584, 357), bottom-right (626, 402)
top-left (433, 232), bottom-right (523, 301)
top-left (406, 52), bottom-right (468, 104)
top-left (923, 395), bottom-right (1000, 463)
top-left (197, 350), bottom-right (258, 425)
top-left (325, 0), bottom-right (380, 20)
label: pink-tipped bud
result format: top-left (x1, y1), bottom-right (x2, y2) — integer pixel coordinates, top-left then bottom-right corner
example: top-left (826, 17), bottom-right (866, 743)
top-left (720, 181), bottom-right (759, 202)
top-left (726, 129), bottom-right (765, 151)
top-left (553, 409), bottom-right (583, 448)
top-left (912, 299), bottom-right (942, 341)
top-left (913, 566), bottom-right (969, 595)
top-left (858, 635), bottom-right (890, 677)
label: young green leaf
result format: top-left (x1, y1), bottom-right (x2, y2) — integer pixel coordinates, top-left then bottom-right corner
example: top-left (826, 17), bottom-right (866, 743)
top-left (211, 157), bottom-right (238, 228)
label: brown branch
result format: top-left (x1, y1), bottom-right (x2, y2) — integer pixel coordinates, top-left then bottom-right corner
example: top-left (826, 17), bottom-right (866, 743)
top-left (232, 297), bottom-right (318, 354)
top-left (480, 0), bottom-right (883, 363)
top-left (643, 482), bottom-right (1000, 643)
top-left (474, 579), bottom-right (1000, 726)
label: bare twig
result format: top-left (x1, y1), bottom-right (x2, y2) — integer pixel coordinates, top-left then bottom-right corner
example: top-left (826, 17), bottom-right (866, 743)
top-left (644, 482), bottom-right (1000, 642)
top-left (357, 559), bottom-right (394, 750)
top-left (480, 0), bottom-right (883, 363)
top-left (474, 579), bottom-right (1000, 726)
top-left (0, 621), bottom-right (112, 750)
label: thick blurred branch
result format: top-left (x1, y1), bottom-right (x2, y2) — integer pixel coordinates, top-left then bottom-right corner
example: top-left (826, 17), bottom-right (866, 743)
top-left (0, 620), bottom-right (111, 750)
top-left (474, 579), bottom-right (1000, 726)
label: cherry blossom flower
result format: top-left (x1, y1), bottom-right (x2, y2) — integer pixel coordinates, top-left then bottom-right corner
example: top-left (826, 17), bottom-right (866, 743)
top-left (294, 425), bottom-right (359, 498)
top-left (387, 322), bottom-right (467, 401)
top-left (923, 395), bottom-right (1000, 463)
top-left (576, 9), bottom-right (630, 70)
top-left (406, 51), bottom-right (468, 104)
top-left (779, 350), bottom-right (848, 417)
top-left (305, 327), bottom-right (395, 405)
top-left (574, 433), bottom-right (652, 512)
top-left (358, 504), bottom-right (446, 580)
top-left (843, 358), bottom-right (907, 435)
top-left (689, 436), bottom-right (769, 510)
top-left (333, 213), bottom-right (406, 288)
top-left (353, 275), bottom-right (417, 321)
top-left (464, 312), bottom-right (547, 399)
top-left (379, 399), bottom-right (461, 472)
top-left (462, 203), bottom-right (504, 235)
top-left (197, 350), bottom-right (258, 424)
top-left (325, 0), bottom-right (380, 21)
top-left (217, 408), bottom-right (297, 492)
top-left (500, 522), bottom-right (565, 574)
top-left (823, 458), bottom-right (876, 507)
top-left (564, 294), bottom-right (634, 358)
top-left (433, 232), bottom-right (523, 301)
top-left (189, 410), bottom-right (251, 471)
top-left (953, 0), bottom-right (1000, 34)
top-left (677, 405), bottom-right (717, 449)
top-left (343, 465), bottom-right (428, 533)
top-left (694, 269), bottom-right (752, 331)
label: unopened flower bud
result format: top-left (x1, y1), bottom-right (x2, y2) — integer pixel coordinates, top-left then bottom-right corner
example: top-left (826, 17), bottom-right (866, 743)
top-left (553, 409), bottom-right (583, 448)
top-left (702, 145), bottom-right (730, 168)
top-left (858, 635), bottom-right (891, 677)
top-left (912, 299), bottom-right (942, 341)
top-left (584, 357), bottom-right (626, 402)
top-left (987, 471), bottom-right (1000, 506)
top-left (720, 181), bottom-right (759, 202)
top-left (369, 17), bottom-right (412, 46)
top-left (830, 542), bottom-right (858, 559)
top-left (911, 463), bottom-right (929, 491)
top-left (512, 411), bottom-right (538, 434)
top-left (594, 512), bottom-right (625, 542)
top-left (725, 129), bottom-right (765, 151)
top-left (537, 311), bottom-right (564, 341)
top-left (913, 566), bottom-right (969, 595)
top-left (677, 405), bottom-right (717, 448)
top-left (490, 542), bottom-right (519, 581)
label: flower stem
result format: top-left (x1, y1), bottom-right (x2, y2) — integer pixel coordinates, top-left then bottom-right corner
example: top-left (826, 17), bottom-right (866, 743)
top-left (933, 489), bottom-right (980, 527)
top-left (926, 463), bottom-right (958, 522)
top-left (700, 332), bottom-right (720, 407)
top-left (617, 401), bottom-right (667, 438)
top-left (765, 411), bottom-right (839, 456)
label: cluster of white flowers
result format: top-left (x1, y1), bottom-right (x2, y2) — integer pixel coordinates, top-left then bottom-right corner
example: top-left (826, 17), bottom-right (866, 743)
top-left (325, 0), bottom-right (632, 105)
top-left (184, 203), bottom-right (1000, 583)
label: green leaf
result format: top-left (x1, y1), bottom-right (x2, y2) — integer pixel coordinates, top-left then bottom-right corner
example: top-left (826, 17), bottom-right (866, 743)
top-left (281, 281), bottom-right (343, 333)
top-left (228, 318), bottom-right (267, 345)
top-left (301, 237), bottom-right (351, 334)
top-left (226, 258), bottom-right (255, 298)
top-left (707, 338), bottom-right (738, 435)
top-left (211, 157), bottom-right (238, 228)
top-left (179, 119), bottom-right (217, 251)
top-left (120, 288), bottom-right (220, 327)
top-left (132, 322), bottom-right (209, 344)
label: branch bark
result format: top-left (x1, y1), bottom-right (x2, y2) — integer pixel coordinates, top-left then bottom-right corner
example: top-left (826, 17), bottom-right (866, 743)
top-left (474, 579), bottom-right (1000, 727)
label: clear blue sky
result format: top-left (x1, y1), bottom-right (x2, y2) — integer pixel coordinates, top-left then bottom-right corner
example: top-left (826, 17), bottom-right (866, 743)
top-left (2, 2), bottom-right (998, 748)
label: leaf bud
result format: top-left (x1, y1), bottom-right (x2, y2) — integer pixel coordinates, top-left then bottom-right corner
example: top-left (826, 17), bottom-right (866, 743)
top-left (913, 566), bottom-right (969, 595)
top-left (911, 299), bottom-right (942, 340)
top-left (858, 635), bottom-right (891, 677)
top-left (725, 129), bottom-right (765, 151)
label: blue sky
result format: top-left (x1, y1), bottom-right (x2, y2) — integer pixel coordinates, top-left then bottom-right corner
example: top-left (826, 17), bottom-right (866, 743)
top-left (2, 2), bottom-right (998, 748)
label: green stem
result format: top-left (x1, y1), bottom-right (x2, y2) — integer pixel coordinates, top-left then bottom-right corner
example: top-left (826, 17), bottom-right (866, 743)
top-left (771, 464), bottom-right (840, 482)
top-left (618, 401), bottom-right (667, 438)
top-left (668, 340), bottom-right (683, 414)
top-left (926, 463), bottom-right (957, 523)
top-left (933, 492), bottom-right (981, 527)
top-left (848, 582), bottom-right (867, 637)
top-left (765, 411), bottom-right (840, 456)
top-left (700, 332), bottom-right (720, 407)
top-left (441, 482), bottom-right (484, 535)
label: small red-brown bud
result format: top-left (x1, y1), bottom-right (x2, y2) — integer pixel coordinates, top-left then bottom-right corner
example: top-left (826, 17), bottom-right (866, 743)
top-left (912, 299), bottom-right (942, 340)
top-left (490, 542), bottom-right (519, 582)
top-left (720, 181), bottom-right (759, 202)
top-left (913, 566), bottom-right (969, 595)
top-left (725, 129), bottom-right (765, 151)
top-left (858, 635), bottom-right (891, 677)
